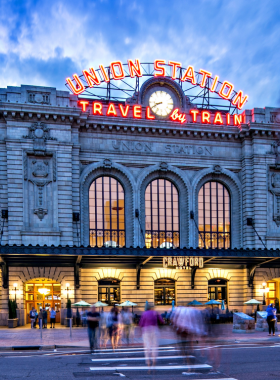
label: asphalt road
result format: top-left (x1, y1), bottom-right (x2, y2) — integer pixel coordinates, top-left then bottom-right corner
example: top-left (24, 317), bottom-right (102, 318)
top-left (0, 341), bottom-right (279, 380)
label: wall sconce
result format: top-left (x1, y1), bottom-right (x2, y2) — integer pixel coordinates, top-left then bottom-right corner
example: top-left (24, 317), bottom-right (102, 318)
top-left (13, 283), bottom-right (18, 302)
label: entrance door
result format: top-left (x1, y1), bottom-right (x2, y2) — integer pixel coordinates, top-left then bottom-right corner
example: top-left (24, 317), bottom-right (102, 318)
top-left (26, 280), bottom-right (61, 323)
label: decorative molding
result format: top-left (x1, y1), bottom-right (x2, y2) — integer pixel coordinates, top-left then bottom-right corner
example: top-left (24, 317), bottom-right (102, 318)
top-left (159, 162), bottom-right (168, 172)
top-left (23, 122), bottom-right (56, 141)
top-left (268, 170), bottom-right (280, 227)
top-left (103, 158), bottom-right (112, 169)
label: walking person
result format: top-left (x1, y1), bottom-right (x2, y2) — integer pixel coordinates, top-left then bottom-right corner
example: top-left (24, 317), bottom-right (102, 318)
top-left (43, 308), bottom-right (48, 328)
top-left (38, 308), bottom-right (43, 329)
top-left (50, 307), bottom-right (56, 328)
top-left (139, 303), bottom-right (164, 371)
top-left (107, 307), bottom-right (121, 351)
top-left (30, 307), bottom-right (36, 329)
top-left (87, 306), bottom-right (100, 353)
top-left (34, 309), bottom-right (38, 328)
top-left (267, 303), bottom-right (277, 336)
top-left (121, 307), bottom-right (133, 345)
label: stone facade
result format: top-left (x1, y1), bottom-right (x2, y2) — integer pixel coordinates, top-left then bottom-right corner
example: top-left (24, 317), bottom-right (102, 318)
top-left (0, 84), bottom-right (280, 325)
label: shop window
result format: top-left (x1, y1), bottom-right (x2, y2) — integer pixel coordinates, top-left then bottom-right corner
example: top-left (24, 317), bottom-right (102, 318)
top-left (145, 179), bottom-right (179, 248)
top-left (198, 181), bottom-right (231, 249)
top-left (267, 282), bottom-right (276, 305)
top-left (208, 278), bottom-right (227, 304)
top-left (89, 176), bottom-right (125, 247)
top-left (98, 278), bottom-right (120, 306)
top-left (154, 278), bottom-right (175, 305)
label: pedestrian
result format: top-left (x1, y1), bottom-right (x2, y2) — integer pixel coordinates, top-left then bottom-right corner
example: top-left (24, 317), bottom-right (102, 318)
top-left (121, 307), bottom-right (133, 345)
top-left (107, 307), bottom-right (121, 351)
top-left (43, 308), bottom-right (48, 328)
top-left (87, 306), bottom-right (100, 353)
top-left (34, 309), bottom-right (38, 328)
top-left (50, 307), bottom-right (56, 328)
top-left (139, 303), bottom-right (164, 371)
top-left (38, 308), bottom-right (43, 329)
top-left (99, 310), bottom-right (109, 348)
top-left (76, 308), bottom-right (81, 327)
top-left (266, 303), bottom-right (277, 336)
top-left (30, 307), bottom-right (36, 329)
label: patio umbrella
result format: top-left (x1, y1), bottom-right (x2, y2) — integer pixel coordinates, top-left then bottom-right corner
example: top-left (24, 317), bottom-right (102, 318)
top-left (188, 300), bottom-right (203, 306)
top-left (92, 301), bottom-right (108, 312)
top-left (118, 300), bottom-right (138, 312)
top-left (244, 299), bottom-right (262, 305)
top-left (204, 299), bottom-right (221, 313)
top-left (72, 300), bottom-right (92, 307)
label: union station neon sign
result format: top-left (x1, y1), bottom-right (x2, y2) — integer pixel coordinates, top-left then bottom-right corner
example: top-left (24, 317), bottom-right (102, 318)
top-left (67, 59), bottom-right (248, 110)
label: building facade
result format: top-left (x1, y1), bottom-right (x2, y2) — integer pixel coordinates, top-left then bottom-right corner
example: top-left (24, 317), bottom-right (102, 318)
top-left (0, 77), bottom-right (280, 326)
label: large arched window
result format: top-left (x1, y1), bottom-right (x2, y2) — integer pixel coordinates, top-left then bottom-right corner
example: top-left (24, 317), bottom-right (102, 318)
top-left (198, 181), bottom-right (230, 249)
top-left (154, 278), bottom-right (175, 305)
top-left (145, 179), bottom-right (179, 248)
top-left (98, 278), bottom-right (120, 305)
top-left (89, 177), bottom-right (125, 247)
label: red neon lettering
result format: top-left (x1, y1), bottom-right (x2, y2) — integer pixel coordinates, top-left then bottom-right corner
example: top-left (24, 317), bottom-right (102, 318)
top-left (83, 68), bottom-right (100, 87)
top-left (226, 113), bottom-right (231, 125)
top-left (234, 114), bottom-right (242, 126)
top-left (199, 69), bottom-right (212, 88)
top-left (127, 59), bottom-right (142, 78)
top-left (190, 109), bottom-right (199, 122)
top-left (154, 59), bottom-right (166, 77)
top-left (79, 101), bottom-right (89, 112)
top-left (107, 103), bottom-right (117, 116)
top-left (168, 61), bottom-right (181, 80)
top-left (133, 105), bottom-right (142, 118)
top-left (219, 81), bottom-right (234, 99)
top-left (146, 107), bottom-right (155, 120)
top-left (66, 74), bottom-right (85, 95)
top-left (110, 61), bottom-right (125, 80)
top-left (119, 104), bottom-right (129, 117)
top-left (202, 111), bottom-right (211, 123)
top-left (99, 65), bottom-right (110, 82)
top-left (213, 112), bottom-right (224, 124)
top-left (181, 66), bottom-right (196, 85)
top-left (93, 102), bottom-right (103, 115)
top-left (170, 109), bottom-right (186, 123)
top-left (210, 75), bottom-right (219, 92)
top-left (232, 91), bottom-right (248, 110)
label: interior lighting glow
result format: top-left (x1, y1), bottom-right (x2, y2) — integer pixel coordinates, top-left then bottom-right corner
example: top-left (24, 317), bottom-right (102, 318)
top-left (66, 74), bottom-right (85, 95)
top-left (110, 61), bottom-right (125, 80)
top-left (38, 288), bottom-right (50, 295)
top-left (199, 69), bottom-right (212, 88)
top-left (83, 68), bottom-right (101, 87)
top-left (181, 66), bottom-right (196, 85)
top-left (127, 59), bottom-right (142, 77)
top-left (168, 61), bottom-right (181, 80)
top-left (154, 59), bottom-right (166, 77)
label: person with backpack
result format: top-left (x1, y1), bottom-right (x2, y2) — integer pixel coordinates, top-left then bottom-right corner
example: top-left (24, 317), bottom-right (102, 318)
top-left (30, 307), bottom-right (36, 328)
top-left (267, 303), bottom-right (277, 336)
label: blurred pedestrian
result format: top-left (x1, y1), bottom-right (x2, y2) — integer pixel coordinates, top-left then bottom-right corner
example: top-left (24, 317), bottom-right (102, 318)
top-left (30, 307), bottom-right (36, 329)
top-left (139, 303), bottom-right (164, 371)
top-left (50, 307), bottom-right (56, 328)
top-left (87, 306), bottom-right (100, 353)
top-left (43, 308), bottom-right (47, 328)
top-left (99, 310), bottom-right (109, 348)
top-left (267, 303), bottom-right (277, 336)
top-left (107, 307), bottom-right (121, 351)
top-left (121, 307), bottom-right (133, 345)
top-left (76, 309), bottom-right (81, 327)
top-left (38, 308), bottom-right (43, 329)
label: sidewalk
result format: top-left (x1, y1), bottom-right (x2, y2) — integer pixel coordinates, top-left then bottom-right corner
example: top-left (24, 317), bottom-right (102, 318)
top-left (0, 324), bottom-right (279, 350)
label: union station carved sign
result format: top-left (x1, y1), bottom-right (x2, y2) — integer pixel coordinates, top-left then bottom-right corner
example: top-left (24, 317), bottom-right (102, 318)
top-left (163, 256), bottom-right (204, 270)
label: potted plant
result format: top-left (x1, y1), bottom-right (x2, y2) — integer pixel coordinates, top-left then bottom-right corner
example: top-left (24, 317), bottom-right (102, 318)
top-left (66, 299), bottom-right (72, 327)
top-left (8, 300), bottom-right (18, 328)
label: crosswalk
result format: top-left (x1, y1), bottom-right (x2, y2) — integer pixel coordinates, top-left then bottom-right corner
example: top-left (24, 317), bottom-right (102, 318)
top-left (85, 345), bottom-right (238, 379)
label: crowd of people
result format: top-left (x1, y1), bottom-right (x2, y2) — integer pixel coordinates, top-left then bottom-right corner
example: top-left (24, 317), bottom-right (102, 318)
top-left (29, 307), bottom-right (57, 329)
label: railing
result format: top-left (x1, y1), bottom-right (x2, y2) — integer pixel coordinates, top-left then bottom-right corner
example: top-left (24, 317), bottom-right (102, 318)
top-left (145, 230), bottom-right (179, 249)
top-left (89, 229), bottom-right (125, 248)
top-left (199, 232), bottom-right (230, 249)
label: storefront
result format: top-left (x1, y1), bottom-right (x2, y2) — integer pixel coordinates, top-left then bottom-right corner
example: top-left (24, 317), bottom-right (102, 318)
top-left (0, 59), bottom-right (280, 325)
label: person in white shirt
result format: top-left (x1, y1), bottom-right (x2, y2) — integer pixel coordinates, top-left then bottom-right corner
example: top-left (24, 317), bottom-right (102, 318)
top-left (50, 307), bottom-right (56, 328)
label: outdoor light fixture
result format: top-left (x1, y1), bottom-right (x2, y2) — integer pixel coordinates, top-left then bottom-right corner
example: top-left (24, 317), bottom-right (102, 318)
top-left (66, 283), bottom-right (70, 299)
top-left (13, 283), bottom-right (18, 302)
top-left (262, 282), bottom-right (269, 305)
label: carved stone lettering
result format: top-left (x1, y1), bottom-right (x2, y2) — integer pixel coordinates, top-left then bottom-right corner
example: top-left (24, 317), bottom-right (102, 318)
top-left (112, 140), bottom-right (153, 152)
top-left (165, 144), bottom-right (212, 156)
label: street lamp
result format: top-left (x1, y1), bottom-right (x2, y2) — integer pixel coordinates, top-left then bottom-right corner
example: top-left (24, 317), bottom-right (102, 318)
top-left (13, 283), bottom-right (18, 302)
top-left (262, 282), bottom-right (269, 305)
top-left (66, 283), bottom-right (70, 300)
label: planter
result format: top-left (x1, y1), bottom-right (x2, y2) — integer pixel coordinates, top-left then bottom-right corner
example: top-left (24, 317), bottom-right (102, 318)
top-left (8, 318), bottom-right (18, 328)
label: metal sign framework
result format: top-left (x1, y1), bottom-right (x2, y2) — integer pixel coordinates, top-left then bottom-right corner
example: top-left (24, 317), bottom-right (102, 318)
top-left (65, 62), bottom-right (242, 115)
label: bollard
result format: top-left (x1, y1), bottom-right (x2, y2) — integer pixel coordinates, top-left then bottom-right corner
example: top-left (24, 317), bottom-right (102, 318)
top-left (70, 318), bottom-right (72, 338)
top-left (40, 319), bottom-right (42, 340)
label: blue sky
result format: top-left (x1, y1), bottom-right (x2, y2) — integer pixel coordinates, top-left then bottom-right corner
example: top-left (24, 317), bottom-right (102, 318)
top-left (0, 0), bottom-right (280, 108)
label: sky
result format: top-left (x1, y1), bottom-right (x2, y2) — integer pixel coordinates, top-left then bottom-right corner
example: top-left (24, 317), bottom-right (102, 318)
top-left (0, 0), bottom-right (280, 109)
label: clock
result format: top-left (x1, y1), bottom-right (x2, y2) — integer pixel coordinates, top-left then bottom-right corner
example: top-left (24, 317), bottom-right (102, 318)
top-left (149, 90), bottom-right (174, 117)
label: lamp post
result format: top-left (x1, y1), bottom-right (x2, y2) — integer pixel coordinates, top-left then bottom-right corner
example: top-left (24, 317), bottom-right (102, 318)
top-left (262, 282), bottom-right (269, 305)
top-left (66, 283), bottom-right (70, 300)
top-left (13, 283), bottom-right (18, 302)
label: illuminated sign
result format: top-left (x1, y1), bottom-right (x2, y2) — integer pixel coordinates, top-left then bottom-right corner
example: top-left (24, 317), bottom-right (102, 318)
top-left (78, 101), bottom-right (244, 126)
top-left (67, 59), bottom-right (248, 110)
top-left (163, 256), bottom-right (204, 270)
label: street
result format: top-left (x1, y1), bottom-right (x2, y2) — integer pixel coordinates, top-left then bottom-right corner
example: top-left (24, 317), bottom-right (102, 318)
top-left (0, 341), bottom-right (279, 380)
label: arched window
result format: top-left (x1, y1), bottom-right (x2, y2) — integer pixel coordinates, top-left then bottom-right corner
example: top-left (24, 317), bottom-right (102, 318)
top-left (145, 179), bottom-right (179, 248)
top-left (89, 177), bottom-right (125, 247)
top-left (98, 278), bottom-right (120, 305)
top-left (154, 278), bottom-right (175, 305)
top-left (198, 181), bottom-right (230, 249)
top-left (208, 278), bottom-right (228, 304)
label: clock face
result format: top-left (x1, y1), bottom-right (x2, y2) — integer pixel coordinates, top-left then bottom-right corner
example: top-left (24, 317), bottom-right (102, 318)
top-left (149, 90), bottom-right (174, 117)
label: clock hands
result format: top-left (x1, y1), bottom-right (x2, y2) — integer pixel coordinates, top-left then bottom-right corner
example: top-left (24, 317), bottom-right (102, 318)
top-left (152, 102), bottom-right (162, 109)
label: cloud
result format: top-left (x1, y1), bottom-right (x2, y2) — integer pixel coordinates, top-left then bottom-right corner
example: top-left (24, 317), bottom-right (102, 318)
top-left (0, 0), bottom-right (280, 108)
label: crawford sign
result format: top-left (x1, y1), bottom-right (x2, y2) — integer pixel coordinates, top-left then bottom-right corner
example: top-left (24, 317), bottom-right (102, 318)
top-left (163, 256), bottom-right (204, 270)
top-left (67, 59), bottom-right (248, 110)
top-left (77, 100), bottom-right (244, 126)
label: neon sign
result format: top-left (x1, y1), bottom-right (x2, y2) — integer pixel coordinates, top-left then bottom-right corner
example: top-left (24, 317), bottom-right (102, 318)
top-left (67, 59), bottom-right (248, 110)
top-left (78, 101), bottom-right (244, 126)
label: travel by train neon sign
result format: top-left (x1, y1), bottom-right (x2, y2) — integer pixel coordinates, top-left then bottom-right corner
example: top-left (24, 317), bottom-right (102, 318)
top-left (66, 59), bottom-right (248, 110)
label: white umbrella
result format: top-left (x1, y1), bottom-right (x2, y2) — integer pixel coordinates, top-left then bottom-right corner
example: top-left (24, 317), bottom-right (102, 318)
top-left (244, 299), bottom-right (262, 305)
top-left (205, 299), bottom-right (221, 313)
top-left (72, 300), bottom-right (92, 307)
top-left (93, 301), bottom-right (108, 307)
top-left (117, 300), bottom-right (138, 312)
